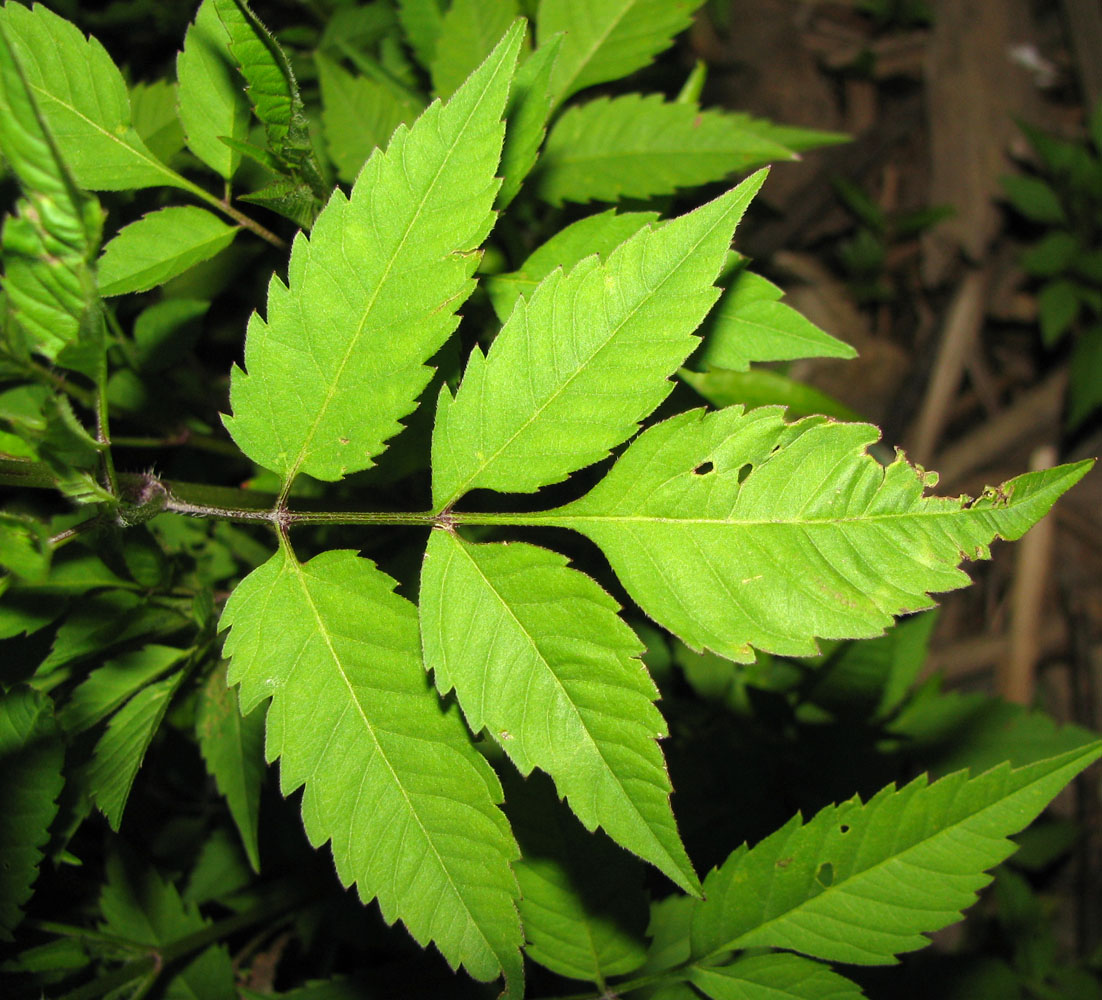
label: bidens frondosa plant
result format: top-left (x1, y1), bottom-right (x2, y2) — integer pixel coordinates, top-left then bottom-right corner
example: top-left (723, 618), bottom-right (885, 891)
top-left (0, 2), bottom-right (1096, 999)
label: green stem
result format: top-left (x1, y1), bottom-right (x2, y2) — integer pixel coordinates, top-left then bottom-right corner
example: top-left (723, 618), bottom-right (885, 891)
top-left (111, 431), bottom-right (243, 459)
top-left (162, 169), bottom-right (286, 249)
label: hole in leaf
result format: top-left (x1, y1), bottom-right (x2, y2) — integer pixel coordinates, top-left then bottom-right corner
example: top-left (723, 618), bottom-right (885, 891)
top-left (839, 824), bottom-right (850, 834)
top-left (816, 862), bottom-right (834, 887)
top-left (693, 461), bottom-right (714, 475)
top-left (736, 464), bottom-right (751, 484)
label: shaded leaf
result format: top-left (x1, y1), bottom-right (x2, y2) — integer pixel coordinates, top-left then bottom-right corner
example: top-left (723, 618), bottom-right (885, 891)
top-left (689, 953), bottom-right (865, 999)
top-left (221, 544), bottom-right (523, 994)
top-left (698, 269), bottom-right (855, 371)
top-left (196, 661), bottom-right (265, 870)
top-left (680, 368), bottom-right (860, 422)
top-left (537, 0), bottom-right (704, 104)
top-left (430, 0), bottom-right (519, 99)
top-left (421, 532), bottom-right (698, 893)
top-left (504, 770), bottom-right (649, 983)
top-left (317, 53), bottom-right (419, 183)
top-left (485, 207), bottom-right (656, 320)
top-left (224, 24), bottom-right (523, 485)
top-left (100, 851), bottom-right (235, 999)
top-left (177, 0), bottom-right (251, 179)
top-left (89, 668), bottom-right (186, 830)
top-left (0, 686), bottom-right (64, 941)
top-left (536, 95), bottom-right (796, 205)
top-left (130, 79), bottom-right (186, 165)
top-left (59, 643), bottom-right (188, 734)
top-left (97, 206), bottom-right (238, 297)
top-left (543, 406), bottom-right (1092, 661)
top-left (497, 35), bottom-right (560, 209)
top-left (432, 174), bottom-right (765, 508)
top-left (689, 743), bottom-right (1102, 963)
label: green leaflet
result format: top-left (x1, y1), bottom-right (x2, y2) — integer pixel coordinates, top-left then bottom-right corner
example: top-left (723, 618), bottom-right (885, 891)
top-left (536, 95), bottom-right (797, 205)
top-left (0, 16), bottom-right (103, 372)
top-left (0, 3), bottom-right (183, 192)
top-left (0, 686), bottom-right (64, 941)
top-left (220, 544), bottom-right (523, 994)
top-left (486, 208), bottom-right (657, 320)
top-left (99, 852), bottom-right (236, 999)
top-left (504, 771), bottom-right (648, 983)
top-left (431, 0), bottom-right (520, 99)
top-left (689, 742), bottom-right (1102, 963)
top-left (224, 24), bottom-right (523, 486)
top-left (698, 269), bottom-right (856, 371)
top-left (317, 53), bottom-right (419, 183)
top-left (97, 206), bottom-right (238, 297)
top-left (420, 532), bottom-right (698, 894)
top-left (497, 36), bottom-right (560, 210)
top-left (537, 0), bottom-right (704, 104)
top-left (211, 0), bottom-right (307, 166)
top-left (540, 406), bottom-right (1093, 661)
top-left (177, 0), bottom-right (251, 180)
top-left (58, 644), bottom-right (188, 734)
top-left (195, 662), bottom-right (266, 871)
top-left (89, 668), bottom-right (186, 830)
top-left (432, 173), bottom-right (765, 509)
top-left (689, 954), bottom-right (864, 1000)
top-left (397, 0), bottom-right (446, 70)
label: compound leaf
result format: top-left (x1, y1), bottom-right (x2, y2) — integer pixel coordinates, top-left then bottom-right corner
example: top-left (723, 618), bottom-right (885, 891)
top-left (690, 743), bottom-right (1102, 964)
top-left (420, 531), bottom-right (698, 894)
top-left (97, 206), bottom-right (238, 297)
top-left (196, 661), bottom-right (266, 871)
top-left (221, 544), bottom-right (523, 995)
top-left (89, 668), bottom-right (186, 830)
top-left (0, 686), bottom-right (64, 942)
top-left (432, 173), bottom-right (764, 509)
top-left (689, 953), bottom-right (865, 1000)
top-left (0, 3), bottom-right (183, 191)
top-left (224, 24), bottom-right (523, 486)
top-left (177, 0), bottom-right (251, 180)
top-left (537, 0), bottom-right (704, 104)
top-left (543, 406), bottom-right (1093, 662)
top-left (430, 0), bottom-right (519, 99)
top-left (536, 95), bottom-right (796, 205)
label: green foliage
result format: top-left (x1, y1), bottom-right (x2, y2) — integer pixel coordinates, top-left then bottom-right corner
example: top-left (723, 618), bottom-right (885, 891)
top-left (1002, 106), bottom-right (1102, 429)
top-left (0, 3), bottom-right (1097, 999)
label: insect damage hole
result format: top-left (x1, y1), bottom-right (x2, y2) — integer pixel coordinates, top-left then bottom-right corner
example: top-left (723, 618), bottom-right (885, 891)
top-left (692, 460), bottom-right (715, 475)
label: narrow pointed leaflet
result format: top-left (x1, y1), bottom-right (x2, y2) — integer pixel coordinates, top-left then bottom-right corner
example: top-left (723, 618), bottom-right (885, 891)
top-left (221, 544), bottom-right (523, 994)
top-left (420, 531), bottom-right (699, 894)
top-left (224, 24), bottom-right (523, 486)
top-left (432, 171), bottom-right (766, 510)
top-left (538, 406), bottom-right (1092, 661)
top-left (689, 743), bottom-right (1102, 964)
